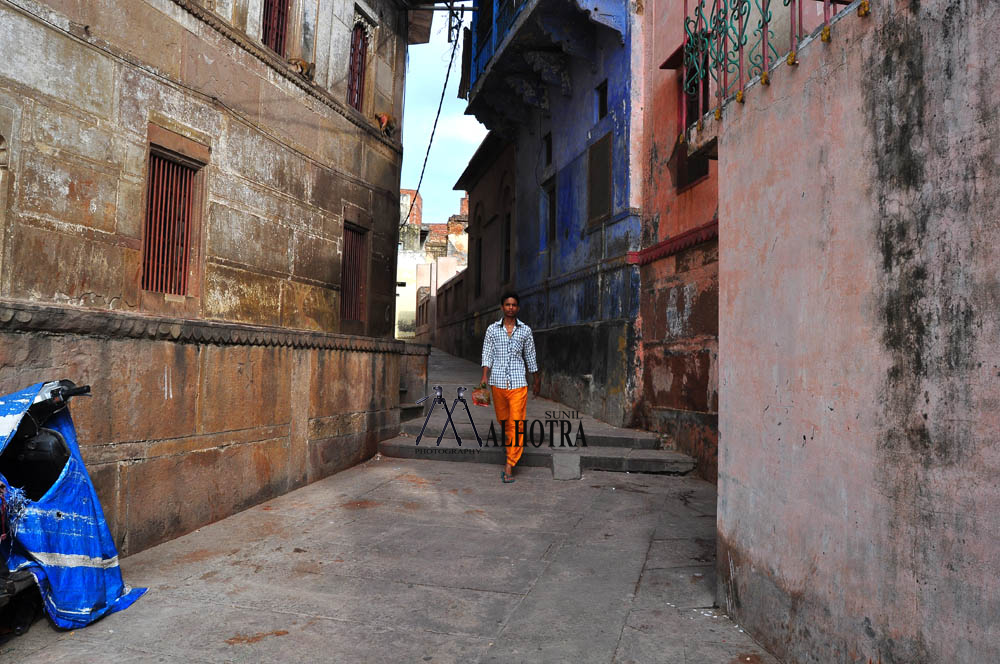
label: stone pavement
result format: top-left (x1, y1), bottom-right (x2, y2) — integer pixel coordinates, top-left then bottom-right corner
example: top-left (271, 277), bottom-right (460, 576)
top-left (1, 457), bottom-right (779, 663)
top-left (386, 350), bottom-right (696, 474)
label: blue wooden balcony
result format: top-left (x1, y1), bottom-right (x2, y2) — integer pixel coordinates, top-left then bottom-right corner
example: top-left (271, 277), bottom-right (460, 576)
top-left (470, 0), bottom-right (532, 91)
top-left (464, 0), bottom-right (626, 131)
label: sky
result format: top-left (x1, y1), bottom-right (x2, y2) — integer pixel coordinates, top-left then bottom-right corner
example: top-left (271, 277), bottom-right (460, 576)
top-left (400, 7), bottom-right (488, 226)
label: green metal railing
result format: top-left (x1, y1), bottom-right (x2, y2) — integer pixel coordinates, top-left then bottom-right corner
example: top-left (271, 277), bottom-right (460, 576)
top-left (682, 0), bottom-right (869, 131)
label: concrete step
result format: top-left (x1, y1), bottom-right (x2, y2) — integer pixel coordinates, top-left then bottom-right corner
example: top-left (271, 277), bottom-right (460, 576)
top-left (399, 416), bottom-right (662, 450)
top-left (399, 402), bottom-right (424, 422)
top-left (378, 434), bottom-right (696, 475)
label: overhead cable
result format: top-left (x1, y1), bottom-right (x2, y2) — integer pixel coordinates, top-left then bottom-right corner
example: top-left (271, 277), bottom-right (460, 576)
top-left (401, 10), bottom-right (463, 228)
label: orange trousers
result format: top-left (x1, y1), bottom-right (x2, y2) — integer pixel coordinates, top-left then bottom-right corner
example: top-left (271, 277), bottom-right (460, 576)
top-left (491, 386), bottom-right (528, 467)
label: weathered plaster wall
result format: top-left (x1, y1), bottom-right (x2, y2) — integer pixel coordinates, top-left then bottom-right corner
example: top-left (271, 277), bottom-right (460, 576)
top-left (0, 300), bottom-right (421, 556)
top-left (718, 1), bottom-right (1000, 661)
top-left (466, 143), bottom-right (516, 315)
top-left (0, 0), bottom-right (406, 338)
top-left (394, 249), bottom-right (423, 338)
top-left (637, 241), bottom-right (718, 479)
top-left (518, 20), bottom-right (641, 427)
top-left (412, 262), bottom-right (434, 344)
top-left (636, 0), bottom-right (721, 479)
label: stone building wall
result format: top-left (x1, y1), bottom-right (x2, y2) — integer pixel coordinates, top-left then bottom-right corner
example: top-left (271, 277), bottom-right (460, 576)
top-left (0, 0), bottom-right (408, 337)
top-left (436, 139), bottom-right (514, 370)
top-left (0, 0), bottom-right (427, 555)
top-left (717, 1), bottom-right (1000, 661)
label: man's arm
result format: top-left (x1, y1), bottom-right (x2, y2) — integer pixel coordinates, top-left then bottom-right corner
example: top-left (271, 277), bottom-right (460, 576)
top-left (524, 329), bottom-right (540, 396)
top-left (481, 327), bottom-right (494, 387)
top-left (527, 371), bottom-right (540, 396)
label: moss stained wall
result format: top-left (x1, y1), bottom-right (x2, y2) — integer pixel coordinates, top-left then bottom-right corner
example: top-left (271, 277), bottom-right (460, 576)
top-left (718, 1), bottom-right (1000, 661)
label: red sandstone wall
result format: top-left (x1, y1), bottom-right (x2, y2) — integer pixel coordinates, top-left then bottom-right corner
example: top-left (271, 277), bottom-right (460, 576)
top-left (718, 2), bottom-right (1000, 661)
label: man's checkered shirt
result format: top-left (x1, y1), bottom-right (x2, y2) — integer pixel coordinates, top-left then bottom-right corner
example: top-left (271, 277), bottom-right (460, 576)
top-left (481, 318), bottom-right (538, 389)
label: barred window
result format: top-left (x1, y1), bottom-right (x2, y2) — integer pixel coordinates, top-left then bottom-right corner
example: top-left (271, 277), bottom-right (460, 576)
top-left (262, 0), bottom-right (290, 56)
top-left (675, 59), bottom-right (710, 190)
top-left (348, 22), bottom-right (369, 111)
top-left (142, 152), bottom-right (201, 295)
top-left (341, 225), bottom-right (367, 321)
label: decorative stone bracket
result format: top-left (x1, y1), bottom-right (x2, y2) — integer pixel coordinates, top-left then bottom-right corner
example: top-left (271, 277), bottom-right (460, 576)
top-left (572, 0), bottom-right (626, 43)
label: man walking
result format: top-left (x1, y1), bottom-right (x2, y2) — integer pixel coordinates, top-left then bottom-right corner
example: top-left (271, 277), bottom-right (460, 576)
top-left (480, 292), bottom-right (540, 483)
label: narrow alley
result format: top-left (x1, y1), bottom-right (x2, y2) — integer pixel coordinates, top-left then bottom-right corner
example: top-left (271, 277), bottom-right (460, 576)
top-left (382, 349), bottom-right (695, 474)
top-left (1, 350), bottom-right (776, 664)
top-left (2, 0), bottom-right (998, 661)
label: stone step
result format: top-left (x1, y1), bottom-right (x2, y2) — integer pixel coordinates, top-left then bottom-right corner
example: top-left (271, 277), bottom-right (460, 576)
top-left (399, 402), bottom-right (424, 422)
top-left (378, 434), bottom-right (696, 475)
top-left (399, 417), bottom-right (661, 450)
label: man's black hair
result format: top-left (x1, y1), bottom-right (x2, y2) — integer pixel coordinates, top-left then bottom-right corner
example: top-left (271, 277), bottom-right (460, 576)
top-left (500, 291), bottom-right (520, 305)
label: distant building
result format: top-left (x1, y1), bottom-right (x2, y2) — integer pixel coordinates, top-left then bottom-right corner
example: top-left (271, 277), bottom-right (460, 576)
top-left (395, 193), bottom-right (468, 339)
top-left (400, 188), bottom-right (424, 227)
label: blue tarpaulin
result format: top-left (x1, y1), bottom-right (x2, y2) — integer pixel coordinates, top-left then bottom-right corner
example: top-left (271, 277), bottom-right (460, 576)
top-left (0, 383), bottom-right (145, 629)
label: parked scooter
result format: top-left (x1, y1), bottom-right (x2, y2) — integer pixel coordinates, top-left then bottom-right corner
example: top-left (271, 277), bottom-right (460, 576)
top-left (0, 380), bottom-right (145, 637)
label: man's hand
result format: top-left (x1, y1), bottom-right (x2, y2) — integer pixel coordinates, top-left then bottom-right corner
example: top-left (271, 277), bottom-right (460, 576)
top-left (532, 373), bottom-right (541, 397)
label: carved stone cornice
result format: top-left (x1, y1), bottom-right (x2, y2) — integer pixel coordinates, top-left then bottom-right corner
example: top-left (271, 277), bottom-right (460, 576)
top-left (169, 0), bottom-right (401, 156)
top-left (0, 299), bottom-right (426, 355)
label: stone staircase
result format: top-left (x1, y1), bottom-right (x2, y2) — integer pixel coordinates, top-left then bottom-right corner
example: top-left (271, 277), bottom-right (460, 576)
top-left (381, 349), bottom-right (696, 475)
top-left (398, 381), bottom-right (424, 422)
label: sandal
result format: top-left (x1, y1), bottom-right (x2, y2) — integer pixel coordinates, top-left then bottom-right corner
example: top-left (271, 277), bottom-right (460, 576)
top-left (501, 470), bottom-right (515, 484)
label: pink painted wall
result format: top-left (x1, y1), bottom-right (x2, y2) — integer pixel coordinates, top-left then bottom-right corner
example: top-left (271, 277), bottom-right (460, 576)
top-left (718, 2), bottom-right (1000, 662)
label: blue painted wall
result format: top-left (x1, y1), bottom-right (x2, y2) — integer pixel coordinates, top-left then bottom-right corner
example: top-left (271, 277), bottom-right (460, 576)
top-left (511, 18), bottom-right (640, 331)
top-left (459, 2), bottom-right (643, 425)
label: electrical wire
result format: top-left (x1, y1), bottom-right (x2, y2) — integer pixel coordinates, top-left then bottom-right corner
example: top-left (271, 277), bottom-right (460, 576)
top-left (400, 11), bottom-right (463, 228)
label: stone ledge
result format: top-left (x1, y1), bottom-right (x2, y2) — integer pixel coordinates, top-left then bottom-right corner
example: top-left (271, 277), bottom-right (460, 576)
top-left (401, 341), bottom-right (432, 356)
top-left (0, 298), bottom-right (422, 354)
